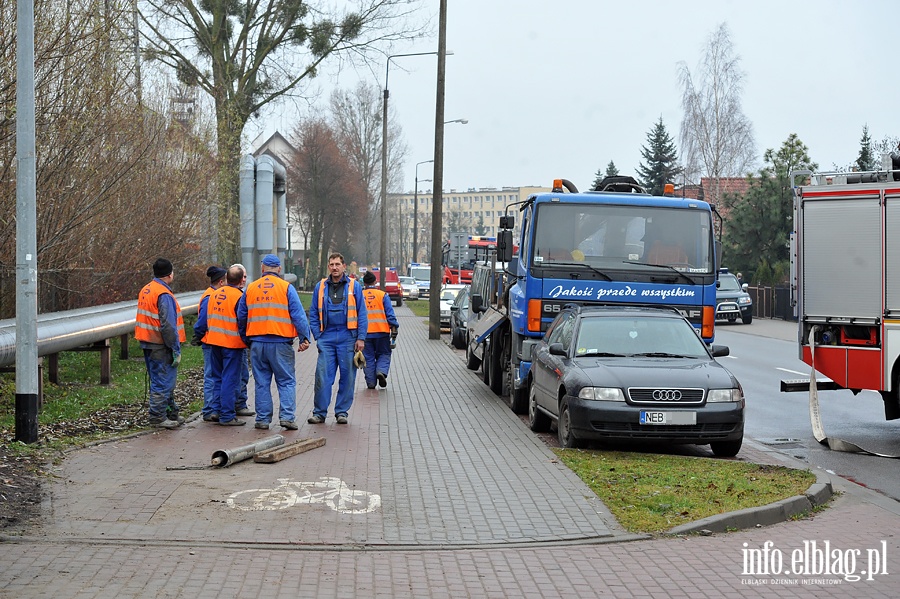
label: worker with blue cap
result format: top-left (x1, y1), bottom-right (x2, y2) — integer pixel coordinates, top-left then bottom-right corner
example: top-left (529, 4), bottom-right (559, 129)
top-left (237, 254), bottom-right (311, 430)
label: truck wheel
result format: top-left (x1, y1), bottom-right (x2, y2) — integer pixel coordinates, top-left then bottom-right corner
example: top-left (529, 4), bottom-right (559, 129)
top-left (465, 335), bottom-right (481, 370)
top-left (741, 313), bottom-right (752, 325)
top-left (506, 359), bottom-right (527, 414)
top-left (489, 331), bottom-right (504, 396)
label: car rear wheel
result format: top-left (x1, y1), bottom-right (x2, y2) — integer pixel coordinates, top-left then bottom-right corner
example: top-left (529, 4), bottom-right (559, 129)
top-left (528, 380), bottom-right (550, 432)
top-left (710, 438), bottom-right (742, 457)
top-left (557, 397), bottom-right (584, 449)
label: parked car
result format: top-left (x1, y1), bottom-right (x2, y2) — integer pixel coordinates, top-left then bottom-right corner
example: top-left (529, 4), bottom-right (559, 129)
top-left (449, 286), bottom-right (469, 349)
top-left (528, 304), bottom-right (744, 456)
top-left (367, 267), bottom-right (403, 306)
top-left (398, 276), bottom-right (420, 300)
top-left (439, 284), bottom-right (467, 327)
top-left (715, 269), bottom-right (752, 324)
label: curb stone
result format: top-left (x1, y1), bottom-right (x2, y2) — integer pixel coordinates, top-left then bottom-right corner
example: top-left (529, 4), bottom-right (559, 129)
top-left (666, 468), bottom-right (834, 536)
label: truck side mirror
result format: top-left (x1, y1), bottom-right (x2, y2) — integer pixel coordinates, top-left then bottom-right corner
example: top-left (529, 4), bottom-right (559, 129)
top-left (471, 294), bottom-right (484, 314)
top-left (499, 215), bottom-right (514, 230)
top-left (498, 230), bottom-right (513, 263)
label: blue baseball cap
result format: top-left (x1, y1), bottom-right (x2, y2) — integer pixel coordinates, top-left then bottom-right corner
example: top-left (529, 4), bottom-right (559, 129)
top-left (261, 254), bottom-right (281, 268)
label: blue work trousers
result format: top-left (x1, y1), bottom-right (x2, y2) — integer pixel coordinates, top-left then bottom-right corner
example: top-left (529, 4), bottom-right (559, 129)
top-left (250, 341), bottom-right (297, 424)
top-left (144, 348), bottom-right (179, 423)
top-left (363, 335), bottom-right (392, 387)
top-left (210, 345), bottom-right (244, 423)
top-left (201, 344), bottom-right (220, 418)
top-left (313, 328), bottom-right (357, 418)
top-left (236, 348), bottom-right (250, 411)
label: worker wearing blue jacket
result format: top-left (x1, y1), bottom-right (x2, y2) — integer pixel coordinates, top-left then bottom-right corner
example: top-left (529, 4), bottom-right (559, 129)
top-left (308, 253), bottom-right (367, 425)
top-left (236, 254), bottom-right (311, 430)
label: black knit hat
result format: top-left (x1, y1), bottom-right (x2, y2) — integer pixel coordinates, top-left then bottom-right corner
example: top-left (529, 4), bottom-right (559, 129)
top-left (206, 265), bottom-right (227, 283)
top-left (363, 271), bottom-right (376, 285)
top-left (153, 258), bottom-right (173, 278)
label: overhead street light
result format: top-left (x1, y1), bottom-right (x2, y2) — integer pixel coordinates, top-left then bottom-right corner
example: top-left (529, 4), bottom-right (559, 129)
top-left (444, 118), bottom-right (468, 125)
top-left (379, 50), bottom-right (453, 291)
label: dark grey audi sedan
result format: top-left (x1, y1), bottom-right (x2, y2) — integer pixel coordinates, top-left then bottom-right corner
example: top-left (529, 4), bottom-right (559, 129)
top-left (528, 305), bottom-right (744, 456)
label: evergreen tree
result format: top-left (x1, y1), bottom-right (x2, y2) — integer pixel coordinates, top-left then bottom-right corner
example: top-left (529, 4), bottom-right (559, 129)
top-left (636, 117), bottom-right (682, 195)
top-left (474, 213), bottom-right (488, 236)
top-left (722, 133), bottom-right (817, 276)
top-left (591, 161), bottom-right (620, 189)
top-left (856, 124), bottom-right (875, 172)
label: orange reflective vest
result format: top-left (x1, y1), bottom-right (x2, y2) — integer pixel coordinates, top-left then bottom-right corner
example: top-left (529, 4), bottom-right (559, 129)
top-left (245, 274), bottom-right (298, 338)
top-left (135, 280), bottom-right (186, 344)
top-left (363, 288), bottom-right (391, 334)
top-left (204, 286), bottom-right (247, 349)
top-left (316, 277), bottom-right (358, 332)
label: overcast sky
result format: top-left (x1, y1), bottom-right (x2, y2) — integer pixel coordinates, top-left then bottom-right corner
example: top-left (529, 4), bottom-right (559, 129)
top-left (258, 0), bottom-right (898, 194)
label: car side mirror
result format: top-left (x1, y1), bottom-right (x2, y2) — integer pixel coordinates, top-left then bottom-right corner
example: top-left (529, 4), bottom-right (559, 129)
top-left (549, 342), bottom-right (567, 356)
top-left (471, 294), bottom-right (484, 314)
top-left (711, 344), bottom-right (730, 358)
top-left (450, 305), bottom-right (459, 312)
top-left (741, 283), bottom-right (749, 292)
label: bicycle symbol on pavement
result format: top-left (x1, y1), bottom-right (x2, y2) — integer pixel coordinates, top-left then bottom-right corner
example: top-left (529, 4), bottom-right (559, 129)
top-left (227, 477), bottom-right (381, 514)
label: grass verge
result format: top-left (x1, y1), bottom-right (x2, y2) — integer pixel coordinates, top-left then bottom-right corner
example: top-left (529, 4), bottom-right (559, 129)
top-left (555, 448), bottom-right (817, 534)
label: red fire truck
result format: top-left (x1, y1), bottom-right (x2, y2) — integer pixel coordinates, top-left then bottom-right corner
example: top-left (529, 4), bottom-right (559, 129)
top-left (441, 235), bottom-right (499, 285)
top-left (784, 158), bottom-right (900, 422)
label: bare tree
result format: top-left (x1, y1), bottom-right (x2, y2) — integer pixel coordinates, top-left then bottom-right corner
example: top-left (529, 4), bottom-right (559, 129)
top-left (288, 118), bottom-right (368, 280)
top-left (0, 0), bottom-right (217, 316)
top-left (329, 81), bottom-right (408, 266)
top-left (139, 0), bottom-right (422, 263)
top-left (678, 22), bottom-right (756, 195)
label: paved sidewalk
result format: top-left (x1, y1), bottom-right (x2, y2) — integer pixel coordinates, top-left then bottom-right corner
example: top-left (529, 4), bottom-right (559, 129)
top-left (1, 313), bottom-right (898, 598)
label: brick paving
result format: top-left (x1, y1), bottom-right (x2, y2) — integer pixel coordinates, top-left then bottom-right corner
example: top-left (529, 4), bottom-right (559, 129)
top-left (1, 311), bottom-right (898, 598)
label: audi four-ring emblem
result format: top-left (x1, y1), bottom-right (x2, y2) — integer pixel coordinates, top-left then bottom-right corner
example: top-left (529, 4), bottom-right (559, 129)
top-left (652, 389), bottom-right (682, 401)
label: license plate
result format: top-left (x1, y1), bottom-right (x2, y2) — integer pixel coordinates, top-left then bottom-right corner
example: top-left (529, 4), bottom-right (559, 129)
top-left (640, 411), bottom-right (697, 425)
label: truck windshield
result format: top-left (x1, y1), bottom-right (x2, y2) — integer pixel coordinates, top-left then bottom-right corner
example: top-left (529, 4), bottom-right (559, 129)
top-left (532, 203), bottom-right (713, 273)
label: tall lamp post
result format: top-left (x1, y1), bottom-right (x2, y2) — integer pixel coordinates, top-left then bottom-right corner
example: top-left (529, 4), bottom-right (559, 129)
top-left (413, 160), bottom-right (433, 264)
top-left (429, 0), bottom-right (449, 340)
top-left (379, 51), bottom-right (446, 291)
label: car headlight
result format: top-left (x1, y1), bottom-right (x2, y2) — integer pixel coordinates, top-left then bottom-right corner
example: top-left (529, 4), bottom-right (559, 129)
top-left (578, 387), bottom-right (625, 401)
top-left (707, 388), bottom-right (744, 403)
top-left (738, 297), bottom-right (752, 305)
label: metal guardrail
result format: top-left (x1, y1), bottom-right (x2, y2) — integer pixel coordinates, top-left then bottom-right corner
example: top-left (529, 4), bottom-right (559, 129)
top-left (0, 291), bottom-right (205, 368)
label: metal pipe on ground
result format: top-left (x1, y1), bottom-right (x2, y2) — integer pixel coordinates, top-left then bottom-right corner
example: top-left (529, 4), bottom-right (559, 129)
top-left (210, 435), bottom-right (285, 467)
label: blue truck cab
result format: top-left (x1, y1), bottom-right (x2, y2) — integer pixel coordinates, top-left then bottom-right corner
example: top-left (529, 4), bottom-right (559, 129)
top-left (470, 176), bottom-right (720, 413)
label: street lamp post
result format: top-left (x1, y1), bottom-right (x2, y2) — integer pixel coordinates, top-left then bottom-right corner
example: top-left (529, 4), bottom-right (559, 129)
top-left (413, 160), bottom-right (433, 264)
top-left (429, 1), bottom-right (449, 340)
top-left (379, 51), bottom-right (446, 291)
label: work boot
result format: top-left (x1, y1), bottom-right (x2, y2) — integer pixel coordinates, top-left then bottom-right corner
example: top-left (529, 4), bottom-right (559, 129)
top-left (167, 413), bottom-right (185, 425)
top-left (307, 415), bottom-right (325, 424)
top-left (235, 407), bottom-right (256, 417)
top-left (254, 421), bottom-right (269, 430)
top-left (280, 420), bottom-right (299, 430)
top-left (336, 414), bottom-right (348, 424)
top-left (150, 419), bottom-right (180, 430)
top-left (377, 373), bottom-right (387, 388)
top-left (218, 418), bottom-right (246, 426)
top-left (202, 413), bottom-right (220, 422)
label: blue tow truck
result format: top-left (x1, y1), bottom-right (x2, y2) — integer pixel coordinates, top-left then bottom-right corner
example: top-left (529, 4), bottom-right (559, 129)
top-left (468, 176), bottom-right (721, 412)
